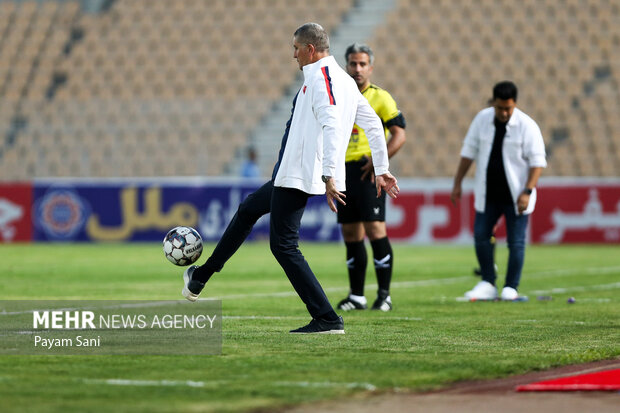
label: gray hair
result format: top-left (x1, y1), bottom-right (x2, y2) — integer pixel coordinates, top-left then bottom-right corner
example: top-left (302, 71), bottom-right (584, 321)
top-left (345, 43), bottom-right (374, 65)
top-left (293, 22), bottom-right (330, 52)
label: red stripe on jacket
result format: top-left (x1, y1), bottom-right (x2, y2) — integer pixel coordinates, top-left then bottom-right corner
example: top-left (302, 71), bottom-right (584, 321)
top-left (321, 66), bottom-right (336, 105)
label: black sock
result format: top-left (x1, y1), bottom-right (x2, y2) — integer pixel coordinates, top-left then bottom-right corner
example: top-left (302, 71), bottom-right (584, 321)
top-left (192, 262), bottom-right (215, 283)
top-left (345, 241), bottom-right (367, 296)
top-left (371, 237), bottom-right (393, 293)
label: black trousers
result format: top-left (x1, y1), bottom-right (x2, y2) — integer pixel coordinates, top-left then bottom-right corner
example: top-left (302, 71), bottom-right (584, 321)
top-left (205, 180), bottom-right (334, 319)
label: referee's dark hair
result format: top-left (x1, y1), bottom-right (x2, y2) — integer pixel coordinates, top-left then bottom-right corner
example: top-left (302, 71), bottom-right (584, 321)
top-left (345, 43), bottom-right (375, 65)
top-left (493, 81), bottom-right (518, 102)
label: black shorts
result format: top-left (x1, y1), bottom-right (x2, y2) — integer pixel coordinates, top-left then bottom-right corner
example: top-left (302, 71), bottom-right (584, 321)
top-left (337, 160), bottom-right (386, 224)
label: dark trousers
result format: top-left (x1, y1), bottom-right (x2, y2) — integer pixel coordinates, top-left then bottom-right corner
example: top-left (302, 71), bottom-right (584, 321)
top-left (205, 181), bottom-right (334, 318)
top-left (474, 200), bottom-right (529, 289)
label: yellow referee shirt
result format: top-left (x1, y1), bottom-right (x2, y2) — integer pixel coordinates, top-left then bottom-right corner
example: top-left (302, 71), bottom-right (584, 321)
top-left (346, 84), bottom-right (402, 162)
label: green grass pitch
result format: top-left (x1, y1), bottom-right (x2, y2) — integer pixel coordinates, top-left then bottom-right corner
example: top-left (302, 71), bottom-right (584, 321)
top-left (0, 242), bottom-right (619, 412)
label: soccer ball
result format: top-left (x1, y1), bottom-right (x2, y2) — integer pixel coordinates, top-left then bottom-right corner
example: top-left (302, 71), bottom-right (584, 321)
top-left (163, 226), bottom-right (203, 266)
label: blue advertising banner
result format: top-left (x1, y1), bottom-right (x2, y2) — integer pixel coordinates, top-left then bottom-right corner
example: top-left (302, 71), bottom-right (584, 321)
top-left (32, 178), bottom-right (340, 242)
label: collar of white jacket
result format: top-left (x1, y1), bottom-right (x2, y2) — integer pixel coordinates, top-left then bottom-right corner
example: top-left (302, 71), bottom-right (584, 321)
top-left (302, 55), bottom-right (336, 77)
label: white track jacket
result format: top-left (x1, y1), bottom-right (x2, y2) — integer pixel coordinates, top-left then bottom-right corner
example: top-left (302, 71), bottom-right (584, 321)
top-left (460, 107), bottom-right (547, 214)
top-left (273, 56), bottom-right (389, 195)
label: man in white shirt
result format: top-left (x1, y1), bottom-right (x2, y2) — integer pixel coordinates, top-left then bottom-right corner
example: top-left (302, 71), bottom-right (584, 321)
top-left (451, 81), bottom-right (546, 301)
top-left (181, 23), bottom-right (399, 334)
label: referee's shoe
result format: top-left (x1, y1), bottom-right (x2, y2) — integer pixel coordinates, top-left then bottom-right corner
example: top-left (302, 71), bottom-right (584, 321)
top-left (182, 265), bottom-right (205, 302)
top-left (290, 316), bottom-right (345, 334)
top-left (337, 296), bottom-right (367, 311)
top-left (371, 289), bottom-right (392, 311)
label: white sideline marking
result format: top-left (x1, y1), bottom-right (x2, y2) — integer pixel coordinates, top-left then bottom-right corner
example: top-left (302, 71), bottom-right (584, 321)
top-left (516, 319), bottom-right (588, 325)
top-left (211, 265), bottom-right (620, 301)
top-left (530, 266), bottom-right (620, 278)
top-left (81, 378), bottom-right (376, 391)
top-left (0, 275), bottom-right (474, 315)
top-left (530, 282), bottom-right (620, 295)
top-left (207, 275), bottom-right (473, 300)
top-left (1, 266), bottom-right (617, 316)
top-left (82, 378), bottom-right (209, 388)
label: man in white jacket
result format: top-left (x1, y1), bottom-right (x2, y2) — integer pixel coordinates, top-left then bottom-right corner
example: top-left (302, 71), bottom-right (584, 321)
top-left (182, 23), bottom-right (399, 334)
top-left (451, 81), bottom-right (546, 301)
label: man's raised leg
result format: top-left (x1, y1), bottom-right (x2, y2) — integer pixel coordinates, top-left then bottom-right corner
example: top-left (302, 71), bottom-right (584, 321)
top-left (183, 181), bottom-right (273, 301)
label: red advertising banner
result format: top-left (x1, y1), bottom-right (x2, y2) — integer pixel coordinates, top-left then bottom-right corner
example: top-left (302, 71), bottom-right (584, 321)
top-left (385, 181), bottom-right (477, 244)
top-left (531, 180), bottom-right (620, 243)
top-left (385, 178), bottom-right (620, 244)
top-left (1, 178), bottom-right (618, 244)
top-left (0, 182), bottom-right (32, 242)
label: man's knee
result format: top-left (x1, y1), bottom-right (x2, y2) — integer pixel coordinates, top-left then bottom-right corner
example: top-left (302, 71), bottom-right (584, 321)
top-left (341, 223), bottom-right (364, 242)
top-left (474, 228), bottom-right (492, 244)
top-left (270, 230), bottom-right (289, 253)
top-left (237, 197), bottom-right (251, 216)
top-left (237, 198), bottom-right (260, 225)
top-left (507, 217), bottom-right (528, 248)
top-left (507, 232), bottom-right (526, 249)
top-left (270, 237), bottom-right (297, 262)
top-left (363, 221), bottom-right (387, 240)
top-left (473, 219), bottom-right (494, 243)
top-left (269, 241), bottom-right (280, 259)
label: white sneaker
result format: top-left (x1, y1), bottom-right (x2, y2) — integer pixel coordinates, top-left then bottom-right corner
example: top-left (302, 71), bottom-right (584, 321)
top-left (501, 287), bottom-right (519, 301)
top-left (464, 281), bottom-right (497, 300)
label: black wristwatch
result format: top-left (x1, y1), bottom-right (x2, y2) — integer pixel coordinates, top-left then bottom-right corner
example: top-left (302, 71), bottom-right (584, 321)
top-left (523, 188), bottom-right (533, 195)
top-left (321, 175), bottom-right (331, 183)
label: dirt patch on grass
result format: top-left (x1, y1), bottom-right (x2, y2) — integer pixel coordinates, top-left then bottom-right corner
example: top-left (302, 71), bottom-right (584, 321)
top-left (284, 359), bottom-right (620, 413)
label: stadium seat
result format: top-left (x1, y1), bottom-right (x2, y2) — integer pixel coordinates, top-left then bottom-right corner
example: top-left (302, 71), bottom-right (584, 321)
top-left (0, 0), bottom-right (618, 179)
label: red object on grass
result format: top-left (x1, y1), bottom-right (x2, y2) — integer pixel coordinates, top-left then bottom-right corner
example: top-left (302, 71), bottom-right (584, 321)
top-left (516, 369), bottom-right (620, 392)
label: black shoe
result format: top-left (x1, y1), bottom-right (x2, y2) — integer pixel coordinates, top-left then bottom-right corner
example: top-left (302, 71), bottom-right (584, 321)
top-left (337, 297), bottom-right (367, 311)
top-left (182, 265), bottom-right (205, 302)
top-left (289, 316), bottom-right (345, 334)
top-left (371, 289), bottom-right (392, 311)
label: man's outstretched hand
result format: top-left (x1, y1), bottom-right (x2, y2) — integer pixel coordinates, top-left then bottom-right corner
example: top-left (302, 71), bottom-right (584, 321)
top-left (376, 172), bottom-right (399, 199)
top-left (325, 178), bottom-right (346, 213)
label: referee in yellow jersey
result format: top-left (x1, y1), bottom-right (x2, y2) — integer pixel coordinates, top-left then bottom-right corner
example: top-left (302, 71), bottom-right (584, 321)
top-left (336, 43), bottom-right (406, 312)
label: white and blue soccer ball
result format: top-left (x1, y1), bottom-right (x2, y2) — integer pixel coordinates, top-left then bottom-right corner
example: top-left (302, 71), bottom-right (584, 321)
top-left (163, 226), bottom-right (203, 266)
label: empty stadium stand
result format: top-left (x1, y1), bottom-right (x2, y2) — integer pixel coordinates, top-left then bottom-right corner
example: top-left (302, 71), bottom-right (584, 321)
top-left (0, 0), bottom-right (619, 179)
top-left (0, 0), bottom-right (354, 178)
top-left (369, 0), bottom-right (620, 177)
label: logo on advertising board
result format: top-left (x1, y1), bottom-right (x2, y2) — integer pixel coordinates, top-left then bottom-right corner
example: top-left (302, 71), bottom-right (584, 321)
top-left (386, 191), bottom-right (477, 244)
top-left (33, 189), bottom-right (91, 240)
top-left (86, 187), bottom-right (199, 242)
top-left (197, 187), bottom-right (340, 242)
top-left (0, 183), bottom-right (32, 242)
top-left (532, 185), bottom-right (620, 243)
